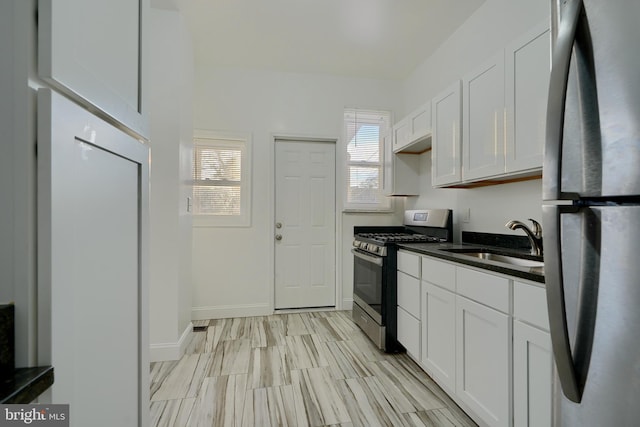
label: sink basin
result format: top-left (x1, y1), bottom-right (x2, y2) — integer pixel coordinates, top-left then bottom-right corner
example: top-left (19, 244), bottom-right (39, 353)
top-left (458, 252), bottom-right (544, 268)
top-left (442, 248), bottom-right (544, 274)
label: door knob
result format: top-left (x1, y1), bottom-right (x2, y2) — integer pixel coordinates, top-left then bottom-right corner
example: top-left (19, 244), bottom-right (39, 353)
top-left (275, 234), bottom-right (283, 241)
top-left (276, 222), bottom-right (282, 229)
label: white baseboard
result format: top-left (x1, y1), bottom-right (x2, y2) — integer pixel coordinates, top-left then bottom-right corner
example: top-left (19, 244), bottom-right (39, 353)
top-left (149, 322), bottom-right (193, 362)
top-left (342, 298), bottom-right (353, 311)
top-left (191, 303), bottom-right (271, 320)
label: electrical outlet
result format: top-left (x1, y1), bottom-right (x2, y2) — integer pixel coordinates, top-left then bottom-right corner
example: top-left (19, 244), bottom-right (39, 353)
top-left (462, 208), bottom-right (471, 223)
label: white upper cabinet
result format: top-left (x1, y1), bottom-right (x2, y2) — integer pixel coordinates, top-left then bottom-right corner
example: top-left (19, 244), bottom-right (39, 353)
top-left (463, 52), bottom-right (506, 181)
top-left (431, 80), bottom-right (462, 187)
top-left (38, 0), bottom-right (149, 139)
top-left (409, 102), bottom-right (431, 145)
top-left (392, 101), bottom-right (432, 154)
top-left (383, 131), bottom-right (419, 196)
top-left (432, 19), bottom-right (550, 187)
top-left (392, 117), bottom-right (411, 152)
top-left (505, 21), bottom-right (551, 173)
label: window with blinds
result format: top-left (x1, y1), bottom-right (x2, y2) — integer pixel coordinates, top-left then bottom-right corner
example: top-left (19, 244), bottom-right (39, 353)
top-left (192, 133), bottom-right (251, 226)
top-left (344, 109), bottom-right (391, 210)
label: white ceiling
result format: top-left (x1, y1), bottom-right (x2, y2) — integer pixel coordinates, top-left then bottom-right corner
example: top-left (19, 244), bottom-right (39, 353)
top-left (180, 0), bottom-right (486, 80)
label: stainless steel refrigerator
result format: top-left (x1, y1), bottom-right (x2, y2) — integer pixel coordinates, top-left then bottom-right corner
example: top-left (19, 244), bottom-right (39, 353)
top-left (543, 0), bottom-right (640, 425)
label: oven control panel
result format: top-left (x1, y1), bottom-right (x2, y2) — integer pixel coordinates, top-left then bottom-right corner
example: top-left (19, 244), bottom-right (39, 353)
top-left (353, 240), bottom-right (387, 256)
top-left (404, 209), bottom-right (450, 227)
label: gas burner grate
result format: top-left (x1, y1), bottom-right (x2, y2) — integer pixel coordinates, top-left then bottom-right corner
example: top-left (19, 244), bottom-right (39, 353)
top-left (356, 232), bottom-right (439, 243)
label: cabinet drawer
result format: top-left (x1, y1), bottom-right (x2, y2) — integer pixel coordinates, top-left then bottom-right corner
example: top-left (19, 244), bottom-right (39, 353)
top-left (421, 256), bottom-right (456, 291)
top-left (398, 250), bottom-right (420, 278)
top-left (514, 281), bottom-right (549, 331)
top-left (398, 271), bottom-right (420, 318)
top-left (397, 306), bottom-right (420, 360)
top-left (456, 267), bottom-right (510, 313)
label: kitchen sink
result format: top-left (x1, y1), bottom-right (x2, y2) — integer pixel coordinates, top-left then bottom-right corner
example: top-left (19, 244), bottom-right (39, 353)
top-left (457, 252), bottom-right (544, 267)
top-left (442, 248), bottom-right (544, 273)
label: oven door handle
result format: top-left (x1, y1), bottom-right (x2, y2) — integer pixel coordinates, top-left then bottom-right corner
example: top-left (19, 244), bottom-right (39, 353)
top-left (351, 248), bottom-right (384, 266)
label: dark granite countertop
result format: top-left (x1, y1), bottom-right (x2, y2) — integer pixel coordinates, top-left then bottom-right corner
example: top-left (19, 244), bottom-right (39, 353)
top-left (0, 366), bottom-right (54, 403)
top-left (397, 242), bottom-right (545, 284)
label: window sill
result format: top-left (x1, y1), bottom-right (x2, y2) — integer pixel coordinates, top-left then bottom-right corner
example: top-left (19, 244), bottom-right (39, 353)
top-left (342, 209), bottom-right (395, 214)
top-left (193, 215), bottom-right (251, 228)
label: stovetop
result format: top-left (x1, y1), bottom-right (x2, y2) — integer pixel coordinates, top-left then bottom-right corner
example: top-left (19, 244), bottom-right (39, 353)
top-left (353, 209), bottom-right (453, 256)
top-left (355, 232), bottom-right (441, 244)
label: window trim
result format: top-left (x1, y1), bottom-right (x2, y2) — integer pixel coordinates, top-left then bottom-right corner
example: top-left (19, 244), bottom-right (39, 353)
top-left (192, 130), bottom-right (252, 227)
top-left (342, 108), bottom-right (392, 212)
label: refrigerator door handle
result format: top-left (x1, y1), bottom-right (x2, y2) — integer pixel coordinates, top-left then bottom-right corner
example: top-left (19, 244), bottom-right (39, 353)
top-left (543, 204), bottom-right (582, 403)
top-left (543, 0), bottom-right (583, 201)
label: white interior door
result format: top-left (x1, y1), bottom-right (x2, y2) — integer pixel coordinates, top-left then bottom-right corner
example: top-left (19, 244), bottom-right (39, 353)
top-left (275, 140), bottom-right (336, 309)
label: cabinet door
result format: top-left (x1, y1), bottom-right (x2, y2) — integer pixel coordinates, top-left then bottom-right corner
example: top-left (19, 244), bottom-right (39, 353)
top-left (383, 131), bottom-right (420, 196)
top-left (421, 282), bottom-right (456, 392)
top-left (38, 89), bottom-right (149, 427)
top-left (397, 306), bottom-right (420, 360)
top-left (432, 80), bottom-right (462, 187)
top-left (505, 21), bottom-right (550, 173)
top-left (383, 130), bottom-right (394, 194)
top-left (409, 102), bottom-right (432, 143)
top-left (392, 118), bottom-right (410, 152)
top-left (462, 52), bottom-right (506, 181)
top-left (513, 321), bottom-right (552, 427)
top-left (38, 0), bottom-right (148, 138)
top-left (456, 296), bottom-right (511, 427)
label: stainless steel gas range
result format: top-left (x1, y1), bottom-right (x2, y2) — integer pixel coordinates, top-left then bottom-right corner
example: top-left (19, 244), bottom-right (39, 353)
top-left (352, 209), bottom-right (452, 352)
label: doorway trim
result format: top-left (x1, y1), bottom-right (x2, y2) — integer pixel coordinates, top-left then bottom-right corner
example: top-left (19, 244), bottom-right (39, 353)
top-left (269, 133), bottom-right (342, 313)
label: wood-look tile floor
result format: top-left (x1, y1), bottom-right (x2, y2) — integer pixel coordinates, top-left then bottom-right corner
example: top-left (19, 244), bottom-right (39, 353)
top-left (150, 311), bottom-right (478, 427)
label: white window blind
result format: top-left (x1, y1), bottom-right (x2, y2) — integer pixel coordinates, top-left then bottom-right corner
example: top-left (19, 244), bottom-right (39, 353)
top-left (344, 109), bottom-right (391, 211)
top-left (192, 133), bottom-right (251, 226)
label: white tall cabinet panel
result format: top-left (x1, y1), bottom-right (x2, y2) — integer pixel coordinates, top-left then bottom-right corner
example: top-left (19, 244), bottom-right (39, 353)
top-left (462, 52), bottom-right (506, 181)
top-left (38, 90), bottom-right (149, 427)
top-left (505, 21), bottom-right (550, 173)
top-left (38, 0), bottom-right (148, 138)
top-left (432, 80), bottom-right (462, 187)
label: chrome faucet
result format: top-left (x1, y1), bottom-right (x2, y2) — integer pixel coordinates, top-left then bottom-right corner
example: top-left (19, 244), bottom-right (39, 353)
top-left (505, 218), bottom-right (543, 256)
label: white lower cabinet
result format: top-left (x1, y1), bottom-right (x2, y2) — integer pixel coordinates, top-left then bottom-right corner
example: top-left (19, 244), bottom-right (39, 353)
top-left (403, 255), bottom-right (551, 427)
top-left (397, 251), bottom-right (422, 360)
top-left (397, 306), bottom-right (420, 359)
top-left (456, 295), bottom-right (511, 427)
top-left (513, 321), bottom-right (552, 427)
top-left (513, 281), bottom-right (552, 427)
top-left (421, 281), bottom-right (456, 392)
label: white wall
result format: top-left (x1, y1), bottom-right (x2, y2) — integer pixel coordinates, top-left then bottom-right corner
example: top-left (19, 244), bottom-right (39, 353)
top-left (404, 0), bottom-right (549, 241)
top-left (192, 67), bottom-right (403, 318)
top-left (149, 8), bottom-right (194, 361)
